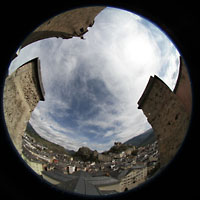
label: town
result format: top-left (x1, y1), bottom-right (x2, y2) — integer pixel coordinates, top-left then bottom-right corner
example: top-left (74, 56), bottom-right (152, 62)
top-left (22, 128), bottom-right (160, 195)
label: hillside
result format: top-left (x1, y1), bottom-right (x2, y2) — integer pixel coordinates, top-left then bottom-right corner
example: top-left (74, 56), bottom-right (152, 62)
top-left (124, 128), bottom-right (156, 147)
top-left (25, 122), bottom-right (75, 155)
top-left (107, 143), bottom-right (134, 154)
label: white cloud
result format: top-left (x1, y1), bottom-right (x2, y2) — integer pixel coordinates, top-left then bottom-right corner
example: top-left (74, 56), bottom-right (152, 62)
top-left (29, 106), bottom-right (83, 151)
top-left (8, 7), bottom-right (180, 152)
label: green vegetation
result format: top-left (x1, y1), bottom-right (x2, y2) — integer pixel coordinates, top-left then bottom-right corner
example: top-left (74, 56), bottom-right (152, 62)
top-left (25, 123), bottom-right (156, 159)
top-left (73, 147), bottom-right (99, 162)
top-left (25, 122), bottom-right (70, 155)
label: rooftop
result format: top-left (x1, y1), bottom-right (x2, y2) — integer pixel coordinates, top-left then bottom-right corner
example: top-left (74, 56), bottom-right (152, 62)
top-left (42, 170), bottom-right (119, 195)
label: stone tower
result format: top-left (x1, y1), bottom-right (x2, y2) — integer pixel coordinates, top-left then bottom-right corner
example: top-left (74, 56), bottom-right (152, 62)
top-left (3, 58), bottom-right (45, 154)
top-left (137, 57), bottom-right (192, 167)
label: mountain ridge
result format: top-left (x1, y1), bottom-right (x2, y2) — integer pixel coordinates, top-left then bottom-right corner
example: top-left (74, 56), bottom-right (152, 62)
top-left (25, 122), bottom-right (75, 155)
top-left (25, 122), bottom-right (156, 158)
top-left (124, 128), bottom-right (156, 147)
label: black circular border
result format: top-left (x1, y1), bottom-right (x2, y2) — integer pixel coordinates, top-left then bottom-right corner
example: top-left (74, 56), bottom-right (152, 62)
top-left (0, 1), bottom-right (199, 199)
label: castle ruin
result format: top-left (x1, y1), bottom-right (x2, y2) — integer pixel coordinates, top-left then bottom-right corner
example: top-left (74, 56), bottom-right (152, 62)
top-left (138, 57), bottom-right (192, 167)
top-left (3, 58), bottom-right (45, 154)
top-left (17, 6), bottom-right (105, 54)
top-left (4, 6), bottom-right (105, 155)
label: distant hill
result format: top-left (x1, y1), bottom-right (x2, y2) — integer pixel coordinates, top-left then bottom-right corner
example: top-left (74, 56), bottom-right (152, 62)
top-left (124, 128), bottom-right (156, 147)
top-left (25, 122), bottom-right (75, 155)
top-left (73, 146), bottom-right (99, 162)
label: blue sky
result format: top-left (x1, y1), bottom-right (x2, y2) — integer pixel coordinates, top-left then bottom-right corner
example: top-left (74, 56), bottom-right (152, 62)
top-left (9, 7), bottom-right (180, 152)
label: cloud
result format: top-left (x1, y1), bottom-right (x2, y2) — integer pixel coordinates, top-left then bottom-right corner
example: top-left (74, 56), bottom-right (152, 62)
top-left (9, 7), bottom-right (180, 152)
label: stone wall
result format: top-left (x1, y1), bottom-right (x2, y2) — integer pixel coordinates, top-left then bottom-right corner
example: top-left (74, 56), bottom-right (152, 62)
top-left (174, 57), bottom-right (192, 116)
top-left (20, 6), bottom-right (105, 50)
top-left (3, 58), bottom-right (45, 155)
top-left (6, 6), bottom-right (105, 153)
top-left (137, 57), bottom-right (191, 167)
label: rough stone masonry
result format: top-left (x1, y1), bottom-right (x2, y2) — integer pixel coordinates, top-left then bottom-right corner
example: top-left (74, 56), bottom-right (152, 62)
top-left (137, 57), bottom-right (192, 168)
top-left (18, 6), bottom-right (105, 52)
top-left (3, 58), bottom-right (45, 155)
top-left (4, 6), bottom-right (105, 155)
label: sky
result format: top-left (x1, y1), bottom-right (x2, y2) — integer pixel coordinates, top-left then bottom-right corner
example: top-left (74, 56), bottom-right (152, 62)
top-left (9, 7), bottom-right (180, 152)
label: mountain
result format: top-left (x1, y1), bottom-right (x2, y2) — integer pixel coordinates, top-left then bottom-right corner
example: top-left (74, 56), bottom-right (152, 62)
top-left (124, 128), bottom-right (156, 147)
top-left (25, 122), bottom-right (75, 155)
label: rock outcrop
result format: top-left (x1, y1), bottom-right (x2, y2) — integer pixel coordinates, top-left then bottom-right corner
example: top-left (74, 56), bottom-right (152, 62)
top-left (75, 146), bottom-right (98, 162)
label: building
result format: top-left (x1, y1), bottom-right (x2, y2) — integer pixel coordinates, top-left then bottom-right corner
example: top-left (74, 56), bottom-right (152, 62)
top-left (98, 153), bottom-right (112, 162)
top-left (22, 140), bottom-right (51, 175)
top-left (42, 170), bottom-right (119, 195)
top-left (115, 151), bottom-right (126, 159)
top-left (125, 147), bottom-right (135, 156)
top-left (120, 165), bottom-right (147, 191)
top-left (22, 153), bottom-right (44, 175)
top-left (137, 57), bottom-right (192, 167)
top-left (98, 165), bottom-right (147, 193)
top-left (3, 57), bottom-right (45, 154)
top-left (67, 166), bottom-right (76, 174)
